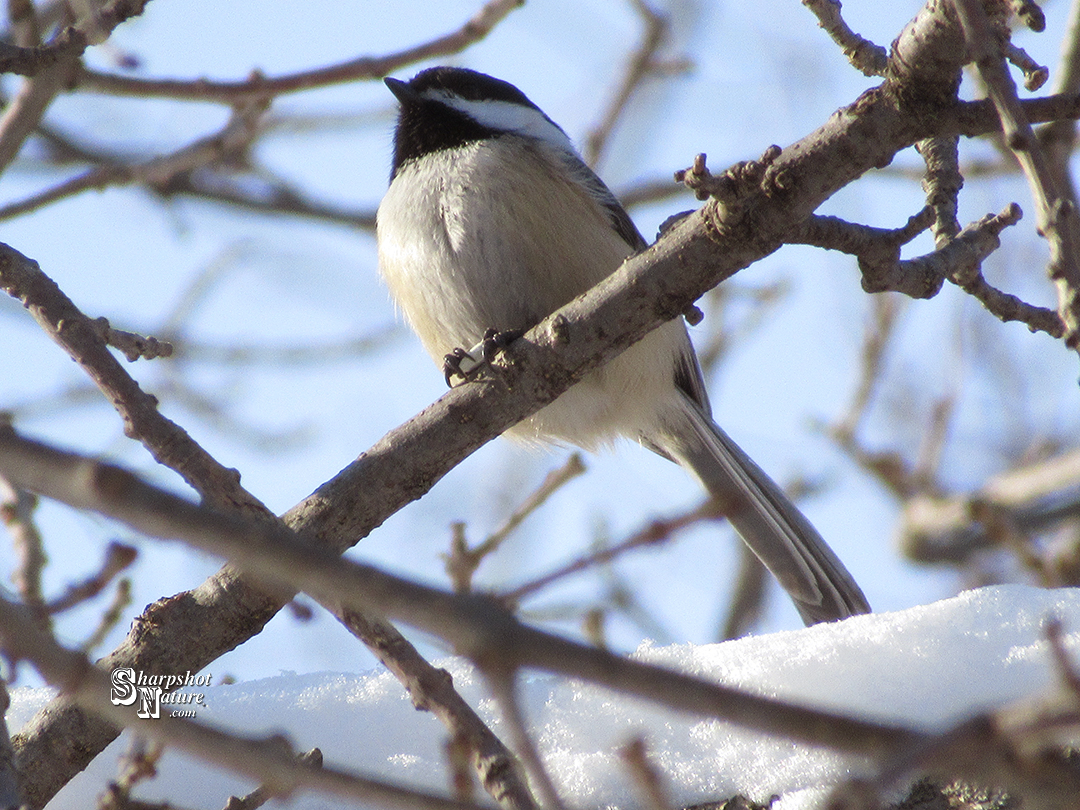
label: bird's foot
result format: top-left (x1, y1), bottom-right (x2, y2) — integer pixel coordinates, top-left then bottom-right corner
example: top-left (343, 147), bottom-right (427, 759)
top-left (442, 328), bottom-right (523, 387)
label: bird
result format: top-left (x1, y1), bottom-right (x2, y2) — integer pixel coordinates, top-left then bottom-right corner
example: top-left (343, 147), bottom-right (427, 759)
top-left (376, 66), bottom-right (870, 626)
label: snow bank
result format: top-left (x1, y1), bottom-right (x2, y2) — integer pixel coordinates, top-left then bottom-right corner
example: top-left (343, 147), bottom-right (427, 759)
top-left (10, 584), bottom-right (1080, 809)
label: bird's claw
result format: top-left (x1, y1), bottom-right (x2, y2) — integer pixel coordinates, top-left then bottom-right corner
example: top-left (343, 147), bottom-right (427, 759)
top-left (443, 347), bottom-right (481, 387)
top-left (480, 327), bottom-right (523, 362)
top-left (442, 328), bottom-right (524, 387)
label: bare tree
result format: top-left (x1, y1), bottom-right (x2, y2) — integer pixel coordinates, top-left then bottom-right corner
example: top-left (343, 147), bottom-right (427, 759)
top-left (1, 0), bottom-right (1079, 809)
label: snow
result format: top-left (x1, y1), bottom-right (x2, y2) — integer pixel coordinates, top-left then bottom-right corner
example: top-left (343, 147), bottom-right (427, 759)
top-left (10, 584), bottom-right (1080, 809)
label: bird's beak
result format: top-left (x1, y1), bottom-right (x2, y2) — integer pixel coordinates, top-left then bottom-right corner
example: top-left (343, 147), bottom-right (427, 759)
top-left (384, 77), bottom-right (419, 105)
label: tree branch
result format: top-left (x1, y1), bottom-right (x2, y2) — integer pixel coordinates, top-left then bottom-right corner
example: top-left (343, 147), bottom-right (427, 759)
top-left (802, 0), bottom-right (889, 76)
top-left (0, 426), bottom-right (924, 761)
top-left (338, 610), bottom-right (538, 810)
top-left (7, 0), bottom-right (1080, 802)
top-left (6, 428), bottom-right (1079, 806)
top-left (0, 592), bottom-right (492, 810)
top-left (0, 99), bottom-right (269, 223)
top-left (583, 0), bottom-right (675, 167)
top-left (0, 0), bottom-right (150, 76)
top-left (71, 0), bottom-right (523, 103)
top-left (953, 0), bottom-right (1080, 347)
top-left (0, 242), bottom-right (526, 810)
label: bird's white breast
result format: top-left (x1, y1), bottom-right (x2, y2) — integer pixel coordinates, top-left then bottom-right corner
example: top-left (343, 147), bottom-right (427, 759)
top-left (376, 136), bottom-right (690, 448)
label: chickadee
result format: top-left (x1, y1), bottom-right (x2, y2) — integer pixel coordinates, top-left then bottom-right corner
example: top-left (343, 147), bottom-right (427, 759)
top-left (377, 66), bottom-right (870, 625)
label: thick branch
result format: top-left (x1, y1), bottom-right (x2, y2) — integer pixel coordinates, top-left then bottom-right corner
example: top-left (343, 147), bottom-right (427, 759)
top-left (900, 447), bottom-right (1080, 564)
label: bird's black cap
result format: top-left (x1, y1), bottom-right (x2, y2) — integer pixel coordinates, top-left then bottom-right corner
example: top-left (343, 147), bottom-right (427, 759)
top-left (385, 67), bottom-right (543, 180)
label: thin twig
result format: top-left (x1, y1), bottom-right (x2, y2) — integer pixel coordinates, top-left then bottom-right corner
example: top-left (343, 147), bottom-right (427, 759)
top-left (0, 472), bottom-right (47, 620)
top-left (484, 674), bottom-right (567, 810)
top-left (583, 0), bottom-right (675, 167)
top-left (1045, 617), bottom-right (1080, 697)
top-left (80, 577), bottom-right (132, 654)
top-left (7, 0), bottom-right (42, 47)
top-left (832, 294), bottom-right (903, 444)
top-left (614, 175), bottom-right (691, 210)
top-left (175, 327), bottom-right (400, 367)
top-left (802, 0), bottom-right (889, 76)
top-left (0, 99), bottom-right (269, 223)
top-left (0, 0), bottom-right (149, 76)
top-left (338, 609), bottom-right (539, 810)
top-left (718, 545), bottom-right (769, 641)
top-left (917, 136), bottom-right (963, 246)
top-left (694, 281), bottom-right (790, 380)
top-left (1004, 40), bottom-right (1049, 91)
top-left (152, 172), bottom-right (378, 231)
top-left (940, 208), bottom-right (1064, 337)
top-left (1036, 0), bottom-right (1080, 219)
top-left (445, 454), bottom-right (586, 592)
top-left (44, 541), bottom-right (137, 615)
top-left (954, 0), bottom-right (1080, 348)
top-left (445, 732), bottom-right (475, 804)
top-left (91, 317), bottom-right (173, 361)
top-left (73, 0), bottom-right (524, 103)
top-left (620, 738), bottom-right (673, 810)
top-left (503, 497), bottom-right (723, 604)
top-left (795, 204), bottom-right (1063, 335)
top-left (98, 737), bottom-right (165, 810)
top-left (222, 748), bottom-right (324, 810)
top-left (911, 395), bottom-right (956, 493)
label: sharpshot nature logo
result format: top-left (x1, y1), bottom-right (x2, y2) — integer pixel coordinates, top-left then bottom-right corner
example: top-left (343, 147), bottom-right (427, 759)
top-left (110, 667), bottom-right (211, 719)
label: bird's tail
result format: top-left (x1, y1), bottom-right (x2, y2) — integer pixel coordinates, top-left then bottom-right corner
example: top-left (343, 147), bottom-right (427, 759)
top-left (654, 391), bottom-right (870, 625)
